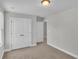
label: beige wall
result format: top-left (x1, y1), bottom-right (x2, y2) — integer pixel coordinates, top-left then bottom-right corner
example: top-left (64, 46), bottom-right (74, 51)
top-left (0, 9), bottom-right (4, 59)
top-left (46, 8), bottom-right (78, 58)
top-left (4, 11), bottom-right (44, 50)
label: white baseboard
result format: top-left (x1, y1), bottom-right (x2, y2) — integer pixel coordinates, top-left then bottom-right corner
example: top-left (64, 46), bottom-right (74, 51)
top-left (31, 43), bottom-right (37, 46)
top-left (47, 43), bottom-right (78, 58)
top-left (5, 49), bottom-right (12, 52)
top-left (5, 43), bottom-right (37, 52)
top-left (0, 51), bottom-right (4, 59)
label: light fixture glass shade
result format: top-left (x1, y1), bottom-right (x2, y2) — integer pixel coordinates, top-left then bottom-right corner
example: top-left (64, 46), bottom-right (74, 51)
top-left (41, 0), bottom-right (50, 7)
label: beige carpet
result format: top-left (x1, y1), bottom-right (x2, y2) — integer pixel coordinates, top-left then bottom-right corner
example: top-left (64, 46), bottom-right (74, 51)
top-left (3, 43), bottom-right (76, 59)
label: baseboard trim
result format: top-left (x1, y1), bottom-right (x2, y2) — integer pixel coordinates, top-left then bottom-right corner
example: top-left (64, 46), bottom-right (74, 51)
top-left (47, 43), bottom-right (78, 58)
top-left (31, 43), bottom-right (37, 46)
top-left (5, 43), bottom-right (37, 52)
top-left (5, 49), bottom-right (12, 52)
top-left (1, 51), bottom-right (4, 59)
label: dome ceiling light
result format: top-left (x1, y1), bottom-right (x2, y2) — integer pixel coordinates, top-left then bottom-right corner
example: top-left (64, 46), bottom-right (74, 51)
top-left (41, 0), bottom-right (51, 7)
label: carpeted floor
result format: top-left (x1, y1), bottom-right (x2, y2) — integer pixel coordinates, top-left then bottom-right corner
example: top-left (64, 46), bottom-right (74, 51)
top-left (3, 42), bottom-right (76, 59)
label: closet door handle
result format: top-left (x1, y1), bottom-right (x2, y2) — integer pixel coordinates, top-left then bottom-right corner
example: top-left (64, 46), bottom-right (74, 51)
top-left (19, 34), bottom-right (24, 36)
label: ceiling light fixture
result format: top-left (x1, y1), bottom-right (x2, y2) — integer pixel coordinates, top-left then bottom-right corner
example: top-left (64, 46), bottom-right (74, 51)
top-left (41, 0), bottom-right (51, 7)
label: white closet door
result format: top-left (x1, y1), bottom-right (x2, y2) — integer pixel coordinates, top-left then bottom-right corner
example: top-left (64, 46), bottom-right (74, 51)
top-left (11, 17), bottom-right (32, 49)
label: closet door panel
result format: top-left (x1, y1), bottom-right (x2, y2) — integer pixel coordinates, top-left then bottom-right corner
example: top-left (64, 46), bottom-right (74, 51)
top-left (11, 17), bottom-right (32, 49)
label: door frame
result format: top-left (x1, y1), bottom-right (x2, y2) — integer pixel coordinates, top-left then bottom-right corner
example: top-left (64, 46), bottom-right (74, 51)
top-left (10, 17), bottom-right (33, 50)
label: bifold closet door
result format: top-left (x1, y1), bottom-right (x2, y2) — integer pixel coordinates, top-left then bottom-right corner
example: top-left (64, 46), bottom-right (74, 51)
top-left (11, 17), bottom-right (32, 49)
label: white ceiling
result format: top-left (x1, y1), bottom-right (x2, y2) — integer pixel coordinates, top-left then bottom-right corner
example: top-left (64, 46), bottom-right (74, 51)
top-left (0, 0), bottom-right (77, 17)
